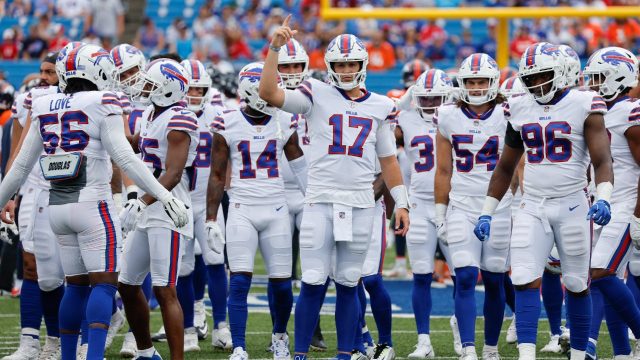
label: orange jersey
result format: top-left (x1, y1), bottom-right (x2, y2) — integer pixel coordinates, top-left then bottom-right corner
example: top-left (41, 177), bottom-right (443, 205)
top-left (387, 89), bottom-right (406, 99)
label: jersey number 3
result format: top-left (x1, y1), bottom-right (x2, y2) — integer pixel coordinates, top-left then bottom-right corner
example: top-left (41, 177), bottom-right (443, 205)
top-left (38, 111), bottom-right (90, 154)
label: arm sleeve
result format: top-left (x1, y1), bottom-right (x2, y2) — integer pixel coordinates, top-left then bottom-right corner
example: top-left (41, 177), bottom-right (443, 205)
top-left (505, 121), bottom-right (524, 149)
top-left (589, 94), bottom-right (607, 115)
top-left (0, 124), bottom-right (43, 206)
top-left (100, 113), bottom-right (172, 203)
top-left (375, 121), bottom-right (396, 158)
top-left (288, 155), bottom-right (308, 195)
top-left (282, 89), bottom-right (313, 115)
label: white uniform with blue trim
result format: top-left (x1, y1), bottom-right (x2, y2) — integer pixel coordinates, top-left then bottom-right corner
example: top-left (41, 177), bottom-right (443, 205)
top-left (13, 87), bottom-right (65, 290)
top-left (506, 89), bottom-right (606, 292)
top-left (180, 103), bottom-right (226, 275)
top-left (398, 109), bottom-right (454, 275)
top-left (280, 111), bottom-right (309, 232)
top-left (29, 91), bottom-right (124, 276)
top-left (212, 108), bottom-right (296, 277)
top-left (436, 103), bottom-right (511, 273)
top-left (281, 78), bottom-right (397, 287)
top-left (120, 105), bottom-right (198, 287)
top-left (593, 97), bottom-right (640, 276)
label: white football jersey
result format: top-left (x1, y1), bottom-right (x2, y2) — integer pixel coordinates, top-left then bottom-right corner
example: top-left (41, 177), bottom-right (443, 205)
top-left (136, 105), bottom-right (198, 236)
top-left (12, 92), bottom-right (42, 194)
top-left (605, 96), bottom-right (640, 206)
top-left (286, 79), bottom-right (397, 208)
top-left (190, 103), bottom-right (225, 205)
top-left (507, 89), bottom-right (607, 198)
top-left (280, 111), bottom-right (309, 192)
top-left (215, 109), bottom-right (297, 205)
top-left (126, 101), bottom-right (147, 135)
top-left (397, 109), bottom-right (437, 202)
top-left (30, 91), bottom-right (124, 204)
top-left (436, 102), bottom-right (511, 211)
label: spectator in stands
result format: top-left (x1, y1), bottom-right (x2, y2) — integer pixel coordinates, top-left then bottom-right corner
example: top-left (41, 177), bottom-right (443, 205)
top-left (84, 0), bottom-right (124, 42)
top-left (607, 18), bottom-right (640, 48)
top-left (134, 17), bottom-right (165, 57)
top-left (194, 21), bottom-right (227, 61)
top-left (423, 33), bottom-right (449, 61)
top-left (167, 19), bottom-right (194, 60)
top-left (367, 31), bottom-right (397, 71)
top-left (56, 0), bottom-right (90, 18)
top-left (546, 19), bottom-right (575, 46)
top-left (226, 24), bottom-right (252, 60)
top-left (21, 25), bottom-right (47, 60)
top-left (396, 25), bottom-right (423, 63)
top-left (48, 24), bottom-right (70, 52)
top-left (478, 21), bottom-right (497, 58)
top-left (35, 14), bottom-right (56, 43)
top-left (308, 38), bottom-right (329, 70)
top-left (0, 29), bottom-right (19, 60)
top-left (32, 0), bottom-right (54, 17)
top-left (193, 5), bottom-right (217, 39)
top-left (509, 24), bottom-right (537, 60)
top-left (420, 20), bottom-right (447, 47)
top-left (7, 0), bottom-right (31, 17)
top-left (569, 20), bottom-right (589, 57)
top-left (81, 28), bottom-right (101, 45)
top-left (239, 7), bottom-right (266, 40)
top-left (454, 30), bottom-right (477, 64)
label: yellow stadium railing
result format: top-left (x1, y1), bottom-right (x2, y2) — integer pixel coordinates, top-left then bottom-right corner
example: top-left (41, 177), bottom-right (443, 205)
top-left (319, 0), bottom-right (640, 68)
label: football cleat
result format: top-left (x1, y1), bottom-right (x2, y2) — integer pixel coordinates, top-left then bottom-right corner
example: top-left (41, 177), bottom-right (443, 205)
top-left (120, 332), bottom-right (138, 358)
top-left (351, 350), bottom-right (369, 360)
top-left (105, 308), bottom-right (126, 349)
top-left (459, 346), bottom-right (478, 360)
top-left (310, 326), bottom-right (327, 352)
top-left (272, 333), bottom-right (291, 360)
top-left (517, 344), bottom-right (536, 360)
top-left (372, 344), bottom-right (395, 360)
top-left (482, 347), bottom-right (500, 360)
top-left (212, 322), bottom-right (233, 350)
top-left (134, 350), bottom-right (162, 360)
top-left (408, 335), bottom-right (434, 359)
top-left (2, 335), bottom-right (40, 360)
top-left (184, 328), bottom-right (201, 352)
top-left (151, 326), bottom-right (166, 342)
top-left (559, 326), bottom-right (571, 354)
top-left (506, 317), bottom-right (517, 344)
top-left (194, 299), bottom-right (209, 340)
top-left (38, 337), bottom-right (60, 360)
top-left (540, 334), bottom-right (562, 353)
top-left (229, 347), bottom-right (248, 360)
top-left (76, 344), bottom-right (88, 360)
top-left (585, 341), bottom-right (597, 360)
top-left (450, 316), bottom-right (463, 356)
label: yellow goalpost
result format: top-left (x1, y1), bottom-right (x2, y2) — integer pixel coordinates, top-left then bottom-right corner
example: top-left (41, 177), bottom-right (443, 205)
top-left (319, 0), bottom-right (640, 68)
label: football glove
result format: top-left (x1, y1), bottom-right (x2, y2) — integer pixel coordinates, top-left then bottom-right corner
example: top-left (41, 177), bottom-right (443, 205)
top-left (631, 216), bottom-right (640, 250)
top-left (474, 215), bottom-right (492, 242)
top-left (205, 220), bottom-right (225, 254)
top-left (119, 198), bottom-right (146, 234)
top-left (587, 200), bottom-right (611, 226)
top-left (0, 221), bottom-right (18, 244)
top-left (161, 196), bottom-right (189, 228)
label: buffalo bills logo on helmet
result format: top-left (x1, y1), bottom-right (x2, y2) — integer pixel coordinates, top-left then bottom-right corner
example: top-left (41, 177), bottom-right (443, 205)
top-left (540, 44), bottom-right (561, 57)
top-left (160, 63), bottom-right (188, 92)
top-left (601, 50), bottom-right (635, 72)
top-left (487, 57), bottom-right (498, 69)
top-left (564, 47), bottom-right (579, 60)
top-left (124, 45), bottom-right (141, 55)
top-left (440, 72), bottom-right (453, 86)
top-left (90, 49), bottom-right (111, 65)
top-left (239, 66), bottom-right (263, 83)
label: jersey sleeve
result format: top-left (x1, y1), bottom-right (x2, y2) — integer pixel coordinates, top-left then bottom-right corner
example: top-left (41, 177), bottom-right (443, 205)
top-left (119, 93), bottom-right (132, 115)
top-left (505, 121), bottom-right (524, 149)
top-left (23, 91), bottom-right (32, 110)
top-left (589, 94), bottom-right (607, 115)
top-left (100, 92), bottom-right (125, 117)
top-left (435, 106), bottom-right (450, 139)
top-left (282, 80), bottom-right (313, 115)
top-left (211, 114), bottom-right (226, 133)
top-left (375, 121), bottom-right (396, 158)
top-left (385, 105), bottom-right (399, 127)
top-left (168, 112), bottom-right (199, 133)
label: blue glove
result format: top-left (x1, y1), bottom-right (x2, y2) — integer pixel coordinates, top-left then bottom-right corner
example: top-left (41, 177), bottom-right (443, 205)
top-left (474, 215), bottom-right (492, 242)
top-left (587, 200), bottom-right (611, 226)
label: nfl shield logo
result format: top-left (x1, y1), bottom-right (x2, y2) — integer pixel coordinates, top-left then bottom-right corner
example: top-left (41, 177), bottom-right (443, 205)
top-left (339, 212), bottom-right (345, 219)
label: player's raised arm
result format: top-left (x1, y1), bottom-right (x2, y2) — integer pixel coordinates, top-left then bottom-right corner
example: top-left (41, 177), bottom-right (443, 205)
top-left (584, 111), bottom-right (614, 224)
top-left (259, 15), bottom-right (297, 108)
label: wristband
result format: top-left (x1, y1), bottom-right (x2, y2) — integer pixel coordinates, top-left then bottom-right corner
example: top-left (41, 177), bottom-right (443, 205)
top-left (596, 181), bottom-right (613, 203)
top-left (435, 203), bottom-right (447, 222)
top-left (269, 44), bottom-right (281, 52)
top-left (390, 185), bottom-right (409, 210)
top-left (480, 196), bottom-right (500, 216)
top-left (126, 185), bottom-right (139, 200)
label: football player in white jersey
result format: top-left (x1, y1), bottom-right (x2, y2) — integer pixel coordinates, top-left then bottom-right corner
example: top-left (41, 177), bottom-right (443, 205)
top-left (1, 53), bottom-right (64, 360)
top-left (583, 47), bottom-right (640, 359)
top-left (396, 68), bottom-right (455, 359)
top-left (474, 42), bottom-right (613, 360)
top-left (0, 44), bottom-right (189, 360)
top-left (206, 62), bottom-right (307, 360)
top-left (275, 38), bottom-right (327, 351)
top-left (434, 53), bottom-right (510, 360)
top-left (117, 58), bottom-right (197, 360)
top-left (173, 58), bottom-right (229, 352)
top-left (259, 16), bottom-right (410, 360)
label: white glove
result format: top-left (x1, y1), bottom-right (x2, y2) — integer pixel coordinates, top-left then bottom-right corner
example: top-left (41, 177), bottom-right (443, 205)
top-left (631, 216), bottom-right (640, 250)
top-left (119, 198), bottom-right (147, 234)
top-left (0, 221), bottom-right (18, 244)
top-left (435, 203), bottom-right (447, 244)
top-left (205, 220), bottom-right (225, 254)
top-left (161, 196), bottom-right (189, 228)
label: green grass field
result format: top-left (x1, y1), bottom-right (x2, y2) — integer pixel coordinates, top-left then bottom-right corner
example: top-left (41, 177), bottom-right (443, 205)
top-left (0, 292), bottom-right (619, 360)
top-left (0, 246), bottom-right (620, 359)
